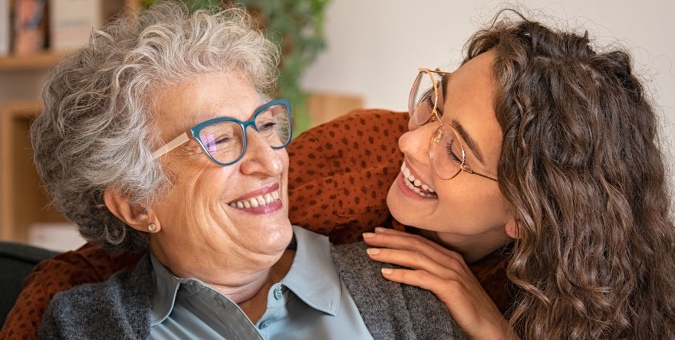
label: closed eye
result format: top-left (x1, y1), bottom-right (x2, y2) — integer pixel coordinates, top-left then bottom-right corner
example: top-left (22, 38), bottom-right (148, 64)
top-left (446, 140), bottom-right (462, 164)
top-left (423, 90), bottom-right (444, 118)
top-left (257, 121), bottom-right (276, 133)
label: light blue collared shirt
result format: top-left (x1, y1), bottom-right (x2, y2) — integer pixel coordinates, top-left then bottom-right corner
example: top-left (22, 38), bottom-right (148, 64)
top-left (148, 225), bottom-right (372, 339)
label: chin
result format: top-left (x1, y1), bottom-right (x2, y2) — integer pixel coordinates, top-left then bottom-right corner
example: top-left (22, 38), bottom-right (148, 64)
top-left (387, 184), bottom-right (418, 228)
top-left (264, 220), bottom-right (294, 247)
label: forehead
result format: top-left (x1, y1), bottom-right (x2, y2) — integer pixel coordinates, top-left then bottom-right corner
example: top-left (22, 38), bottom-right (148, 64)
top-left (152, 71), bottom-right (261, 141)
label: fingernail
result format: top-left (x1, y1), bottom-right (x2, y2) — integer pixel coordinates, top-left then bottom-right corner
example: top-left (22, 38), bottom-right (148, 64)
top-left (381, 268), bottom-right (393, 275)
top-left (366, 248), bottom-right (380, 255)
top-left (362, 232), bottom-right (375, 238)
top-left (374, 227), bottom-right (385, 233)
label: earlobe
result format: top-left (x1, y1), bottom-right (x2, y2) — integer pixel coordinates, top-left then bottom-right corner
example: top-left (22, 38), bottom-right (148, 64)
top-left (103, 188), bottom-right (158, 233)
top-left (505, 217), bottom-right (521, 239)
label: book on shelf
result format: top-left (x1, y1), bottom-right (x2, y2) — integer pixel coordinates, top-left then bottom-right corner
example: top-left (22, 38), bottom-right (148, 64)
top-left (49, 0), bottom-right (102, 52)
top-left (12, 0), bottom-right (48, 55)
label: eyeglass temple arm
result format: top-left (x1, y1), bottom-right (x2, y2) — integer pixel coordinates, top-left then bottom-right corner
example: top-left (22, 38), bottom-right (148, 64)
top-left (152, 133), bottom-right (190, 159)
top-left (463, 166), bottom-right (498, 182)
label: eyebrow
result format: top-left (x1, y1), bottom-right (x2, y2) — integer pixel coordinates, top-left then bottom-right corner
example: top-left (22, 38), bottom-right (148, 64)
top-left (450, 120), bottom-right (486, 165)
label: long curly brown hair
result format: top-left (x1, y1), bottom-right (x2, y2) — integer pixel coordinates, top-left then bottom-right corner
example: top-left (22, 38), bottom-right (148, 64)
top-left (464, 12), bottom-right (675, 339)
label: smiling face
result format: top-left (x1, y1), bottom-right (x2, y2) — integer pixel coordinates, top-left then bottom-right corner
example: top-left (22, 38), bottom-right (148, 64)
top-left (148, 71), bottom-right (292, 282)
top-left (387, 50), bottom-right (515, 262)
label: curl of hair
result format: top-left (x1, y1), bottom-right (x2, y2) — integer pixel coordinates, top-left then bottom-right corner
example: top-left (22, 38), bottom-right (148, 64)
top-left (464, 11), bottom-right (675, 339)
top-left (30, 0), bottom-right (280, 254)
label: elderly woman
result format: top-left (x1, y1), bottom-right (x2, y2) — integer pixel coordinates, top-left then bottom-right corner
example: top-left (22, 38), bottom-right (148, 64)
top-left (30, 1), bottom-right (463, 339)
top-left (364, 11), bottom-right (675, 340)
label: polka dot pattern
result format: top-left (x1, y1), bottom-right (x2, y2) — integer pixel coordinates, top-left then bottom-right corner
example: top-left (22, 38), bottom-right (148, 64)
top-left (287, 109), bottom-right (408, 244)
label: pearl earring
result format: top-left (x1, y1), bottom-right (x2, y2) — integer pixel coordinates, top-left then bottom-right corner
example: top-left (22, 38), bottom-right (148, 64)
top-left (148, 223), bottom-right (157, 232)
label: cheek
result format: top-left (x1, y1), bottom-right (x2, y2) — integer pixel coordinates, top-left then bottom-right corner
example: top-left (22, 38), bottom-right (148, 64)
top-left (279, 149), bottom-right (289, 172)
top-left (436, 181), bottom-right (509, 223)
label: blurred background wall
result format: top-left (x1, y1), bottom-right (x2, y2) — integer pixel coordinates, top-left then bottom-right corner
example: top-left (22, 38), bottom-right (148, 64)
top-left (301, 0), bottom-right (675, 172)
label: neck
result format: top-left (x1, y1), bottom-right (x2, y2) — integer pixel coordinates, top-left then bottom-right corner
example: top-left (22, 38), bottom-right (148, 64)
top-left (151, 238), bottom-right (296, 323)
top-left (213, 249), bottom-right (296, 303)
top-left (231, 249), bottom-right (295, 323)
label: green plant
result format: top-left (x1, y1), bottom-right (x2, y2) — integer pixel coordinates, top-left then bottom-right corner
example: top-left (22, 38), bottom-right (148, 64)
top-left (142, 0), bottom-right (329, 135)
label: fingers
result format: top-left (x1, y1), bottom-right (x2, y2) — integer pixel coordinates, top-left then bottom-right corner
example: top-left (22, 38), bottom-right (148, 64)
top-left (379, 267), bottom-right (464, 296)
top-left (366, 247), bottom-right (461, 279)
top-left (363, 227), bottom-right (464, 262)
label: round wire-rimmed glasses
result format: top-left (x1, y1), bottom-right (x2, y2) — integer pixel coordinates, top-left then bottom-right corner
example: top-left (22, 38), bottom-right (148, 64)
top-left (409, 68), bottom-right (497, 182)
top-left (152, 98), bottom-right (293, 166)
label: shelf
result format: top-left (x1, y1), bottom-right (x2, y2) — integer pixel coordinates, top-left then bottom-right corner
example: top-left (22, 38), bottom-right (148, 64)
top-left (0, 101), bottom-right (68, 243)
top-left (0, 52), bottom-right (66, 71)
top-left (0, 0), bottom-right (139, 72)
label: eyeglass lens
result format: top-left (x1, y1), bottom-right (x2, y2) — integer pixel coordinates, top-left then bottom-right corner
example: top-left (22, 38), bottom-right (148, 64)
top-left (198, 103), bottom-right (291, 165)
top-left (409, 71), bottom-right (442, 126)
top-left (409, 70), bottom-right (465, 180)
top-left (430, 124), bottom-right (465, 180)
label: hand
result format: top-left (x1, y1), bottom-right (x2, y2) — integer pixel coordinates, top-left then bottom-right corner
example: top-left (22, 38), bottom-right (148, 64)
top-left (363, 227), bottom-right (514, 340)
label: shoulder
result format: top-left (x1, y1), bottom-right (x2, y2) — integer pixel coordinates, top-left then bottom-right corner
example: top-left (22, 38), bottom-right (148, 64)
top-left (38, 255), bottom-right (153, 339)
top-left (331, 242), bottom-right (468, 339)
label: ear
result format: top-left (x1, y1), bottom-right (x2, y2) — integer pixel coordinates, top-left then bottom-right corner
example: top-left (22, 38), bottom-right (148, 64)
top-left (103, 187), bottom-right (158, 233)
top-left (505, 217), bottom-right (520, 239)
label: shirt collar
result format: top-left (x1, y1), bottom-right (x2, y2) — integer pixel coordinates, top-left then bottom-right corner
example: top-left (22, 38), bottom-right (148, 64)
top-left (281, 225), bottom-right (341, 316)
top-left (148, 252), bottom-right (182, 325)
top-left (148, 225), bottom-right (341, 325)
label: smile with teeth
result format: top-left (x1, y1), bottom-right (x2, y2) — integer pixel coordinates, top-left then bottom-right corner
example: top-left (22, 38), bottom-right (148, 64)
top-left (401, 162), bottom-right (437, 198)
top-left (228, 191), bottom-right (280, 209)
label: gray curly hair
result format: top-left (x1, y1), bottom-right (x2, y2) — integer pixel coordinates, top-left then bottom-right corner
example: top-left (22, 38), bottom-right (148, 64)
top-left (30, 0), bottom-right (280, 254)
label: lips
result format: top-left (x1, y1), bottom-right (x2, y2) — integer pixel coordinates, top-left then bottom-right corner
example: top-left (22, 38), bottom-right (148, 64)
top-left (400, 162), bottom-right (437, 198)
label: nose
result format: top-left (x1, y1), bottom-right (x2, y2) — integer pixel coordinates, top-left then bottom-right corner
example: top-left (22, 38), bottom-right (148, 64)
top-left (238, 126), bottom-right (284, 177)
top-left (398, 122), bottom-right (435, 166)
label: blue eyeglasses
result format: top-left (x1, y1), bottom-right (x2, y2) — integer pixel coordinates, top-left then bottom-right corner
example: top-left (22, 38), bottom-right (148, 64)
top-left (152, 98), bottom-right (293, 166)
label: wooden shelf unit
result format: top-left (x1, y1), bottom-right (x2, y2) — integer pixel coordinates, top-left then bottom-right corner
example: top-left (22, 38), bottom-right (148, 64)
top-left (0, 102), bottom-right (68, 243)
top-left (0, 0), bottom-right (139, 71)
top-left (0, 52), bottom-right (66, 71)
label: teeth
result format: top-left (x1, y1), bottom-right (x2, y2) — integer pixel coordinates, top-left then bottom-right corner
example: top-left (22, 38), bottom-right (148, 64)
top-left (400, 163), bottom-right (437, 198)
top-left (229, 190), bottom-right (281, 209)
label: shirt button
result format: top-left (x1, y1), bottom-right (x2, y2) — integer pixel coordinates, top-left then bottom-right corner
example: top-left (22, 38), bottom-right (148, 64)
top-left (259, 321), bottom-right (270, 329)
top-left (273, 288), bottom-right (283, 300)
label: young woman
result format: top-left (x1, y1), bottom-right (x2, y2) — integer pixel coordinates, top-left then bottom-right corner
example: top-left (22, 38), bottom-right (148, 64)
top-left (364, 12), bottom-right (675, 340)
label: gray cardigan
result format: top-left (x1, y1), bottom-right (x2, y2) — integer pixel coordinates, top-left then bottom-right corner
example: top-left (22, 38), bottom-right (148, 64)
top-left (38, 242), bottom-right (466, 340)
